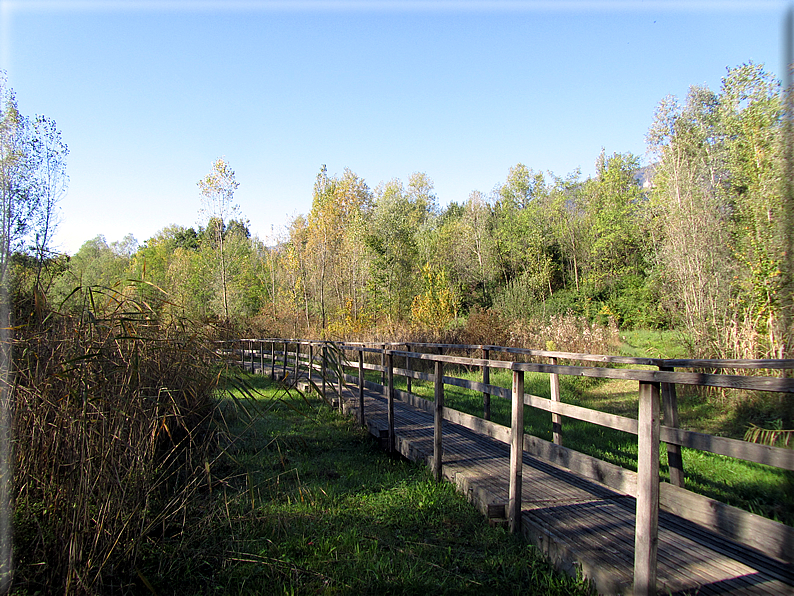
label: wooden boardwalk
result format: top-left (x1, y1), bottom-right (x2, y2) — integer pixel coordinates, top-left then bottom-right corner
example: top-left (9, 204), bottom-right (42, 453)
top-left (301, 371), bottom-right (793, 596)
top-left (239, 340), bottom-right (794, 596)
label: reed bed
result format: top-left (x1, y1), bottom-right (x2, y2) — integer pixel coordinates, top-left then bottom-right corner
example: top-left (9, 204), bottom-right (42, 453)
top-left (11, 285), bottom-right (218, 594)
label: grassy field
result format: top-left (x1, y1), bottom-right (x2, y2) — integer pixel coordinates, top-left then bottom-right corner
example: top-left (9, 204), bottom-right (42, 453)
top-left (138, 374), bottom-right (594, 595)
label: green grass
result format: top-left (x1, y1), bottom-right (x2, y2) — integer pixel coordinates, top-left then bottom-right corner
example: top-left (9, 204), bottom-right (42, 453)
top-left (138, 374), bottom-right (594, 595)
top-left (366, 364), bottom-right (793, 527)
top-left (616, 329), bottom-right (690, 360)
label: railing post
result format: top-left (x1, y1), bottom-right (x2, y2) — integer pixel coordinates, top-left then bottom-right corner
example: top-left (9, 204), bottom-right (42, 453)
top-left (322, 344), bottom-right (327, 399)
top-left (358, 349), bottom-right (365, 426)
top-left (550, 356), bottom-right (562, 445)
top-left (249, 340), bottom-right (254, 374)
top-left (381, 344), bottom-right (386, 385)
top-left (282, 341), bottom-right (288, 381)
top-left (509, 370), bottom-right (524, 534)
top-left (294, 341), bottom-right (299, 381)
top-left (270, 341), bottom-right (276, 380)
top-left (337, 344), bottom-right (344, 411)
top-left (308, 343), bottom-right (314, 392)
top-left (482, 347), bottom-right (491, 421)
top-left (405, 343), bottom-right (412, 394)
top-left (434, 360), bottom-right (444, 481)
top-left (660, 366), bottom-right (684, 488)
top-left (387, 351), bottom-right (395, 454)
top-left (259, 340), bottom-right (265, 376)
top-left (634, 381), bottom-right (661, 596)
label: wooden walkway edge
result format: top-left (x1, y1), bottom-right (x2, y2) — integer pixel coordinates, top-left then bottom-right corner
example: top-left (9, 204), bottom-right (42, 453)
top-left (295, 369), bottom-right (794, 596)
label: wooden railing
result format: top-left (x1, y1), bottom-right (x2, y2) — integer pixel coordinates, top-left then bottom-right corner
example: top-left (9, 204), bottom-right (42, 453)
top-left (225, 338), bottom-right (794, 596)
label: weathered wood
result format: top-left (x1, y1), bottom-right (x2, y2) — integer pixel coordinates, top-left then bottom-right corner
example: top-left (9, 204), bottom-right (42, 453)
top-left (358, 349), bottom-right (365, 426)
top-left (509, 370), bottom-right (524, 534)
top-left (343, 341), bottom-right (661, 365)
top-left (392, 385), bottom-right (433, 414)
top-left (483, 348), bottom-right (491, 421)
top-left (522, 434), bottom-right (637, 496)
top-left (337, 346), bottom-right (344, 410)
top-left (442, 406), bottom-right (511, 445)
top-left (389, 366), bottom-right (432, 382)
top-left (270, 341), bottom-right (276, 380)
top-left (381, 345), bottom-right (386, 385)
top-left (525, 394), bottom-right (640, 435)
top-left (434, 361), bottom-right (444, 482)
top-left (434, 374), bottom-right (510, 399)
top-left (353, 351), bottom-right (794, 470)
top-left (387, 352), bottom-right (395, 454)
top-left (361, 362), bottom-right (388, 374)
top-left (660, 366), bottom-right (684, 488)
top-left (278, 337), bottom-right (794, 596)
top-left (658, 482), bottom-right (794, 564)
top-left (351, 378), bottom-right (794, 566)
top-left (634, 381), bottom-right (661, 596)
top-left (308, 344), bottom-right (314, 393)
top-left (379, 350), bottom-right (794, 393)
top-left (660, 426), bottom-right (794, 471)
top-left (405, 343), bottom-right (412, 393)
top-left (549, 356), bottom-right (562, 446)
top-left (661, 358), bottom-right (794, 369)
top-left (341, 341), bottom-right (794, 369)
top-left (346, 342), bottom-right (794, 393)
top-left (454, 471), bottom-right (507, 519)
top-left (321, 345), bottom-right (327, 398)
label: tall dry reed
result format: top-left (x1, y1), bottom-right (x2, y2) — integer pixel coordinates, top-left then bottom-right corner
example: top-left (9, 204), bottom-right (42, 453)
top-left (11, 285), bottom-right (218, 594)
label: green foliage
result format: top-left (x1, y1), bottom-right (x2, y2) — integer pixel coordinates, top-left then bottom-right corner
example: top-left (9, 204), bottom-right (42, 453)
top-left (0, 72), bottom-right (68, 286)
top-left (46, 60), bottom-right (792, 351)
top-left (49, 234), bottom-right (137, 308)
top-left (617, 329), bottom-right (689, 359)
top-left (582, 151), bottom-right (647, 291)
top-left (647, 61), bottom-right (791, 357)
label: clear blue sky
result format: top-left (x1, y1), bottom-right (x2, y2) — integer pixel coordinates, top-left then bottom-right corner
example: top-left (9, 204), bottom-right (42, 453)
top-left (0, 0), bottom-right (787, 254)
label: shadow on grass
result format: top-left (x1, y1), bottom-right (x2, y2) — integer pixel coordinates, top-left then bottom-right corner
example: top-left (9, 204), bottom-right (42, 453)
top-left (141, 375), bottom-right (595, 595)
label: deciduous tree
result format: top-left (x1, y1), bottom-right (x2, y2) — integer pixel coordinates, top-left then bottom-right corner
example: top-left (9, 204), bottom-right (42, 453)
top-left (197, 157), bottom-right (240, 320)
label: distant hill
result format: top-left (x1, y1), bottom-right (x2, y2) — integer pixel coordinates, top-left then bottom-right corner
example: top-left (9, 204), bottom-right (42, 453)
top-left (633, 163), bottom-right (656, 190)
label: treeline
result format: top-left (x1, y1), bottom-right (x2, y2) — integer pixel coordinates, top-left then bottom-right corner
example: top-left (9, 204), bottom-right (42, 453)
top-left (18, 62), bottom-right (793, 359)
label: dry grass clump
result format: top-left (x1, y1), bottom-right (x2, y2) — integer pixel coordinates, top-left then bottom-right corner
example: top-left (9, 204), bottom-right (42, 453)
top-left (256, 309), bottom-right (619, 359)
top-left (461, 308), bottom-right (510, 347)
top-left (11, 285), bottom-right (218, 594)
top-left (510, 314), bottom-right (619, 355)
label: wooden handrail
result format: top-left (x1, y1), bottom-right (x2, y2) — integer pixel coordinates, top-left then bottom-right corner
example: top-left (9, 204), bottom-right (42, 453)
top-left (241, 339), bottom-right (794, 369)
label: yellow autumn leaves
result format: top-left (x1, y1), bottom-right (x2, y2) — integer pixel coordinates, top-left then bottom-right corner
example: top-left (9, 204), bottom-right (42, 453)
top-left (410, 264), bottom-right (457, 332)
